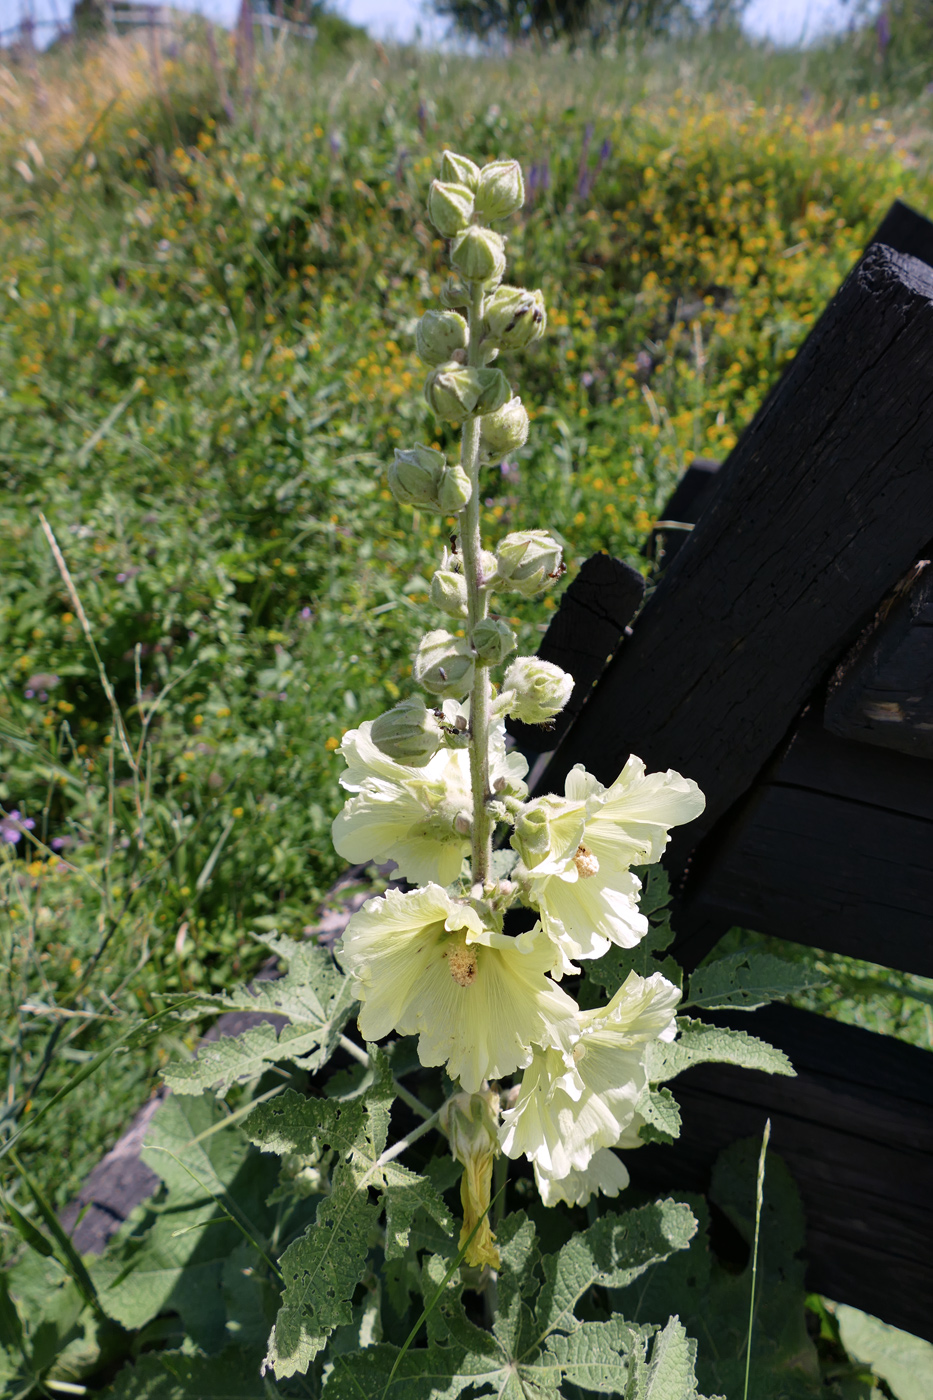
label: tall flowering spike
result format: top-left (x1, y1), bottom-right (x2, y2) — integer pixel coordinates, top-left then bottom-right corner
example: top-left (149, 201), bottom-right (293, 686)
top-left (499, 971), bottom-right (681, 1188)
top-left (338, 885), bottom-right (579, 1093)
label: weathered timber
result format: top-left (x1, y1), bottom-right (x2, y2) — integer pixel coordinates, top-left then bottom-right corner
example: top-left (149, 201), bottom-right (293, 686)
top-left (869, 197), bottom-right (933, 266)
top-left (825, 558), bottom-right (933, 758)
top-left (627, 1003), bottom-right (933, 1341)
top-left (679, 708), bottom-right (933, 976)
top-left (539, 244), bottom-right (933, 879)
top-left (506, 551), bottom-right (644, 753)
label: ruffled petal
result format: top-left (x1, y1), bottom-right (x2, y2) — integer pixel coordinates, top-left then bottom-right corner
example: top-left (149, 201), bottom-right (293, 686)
top-left (534, 1148), bottom-right (630, 1208)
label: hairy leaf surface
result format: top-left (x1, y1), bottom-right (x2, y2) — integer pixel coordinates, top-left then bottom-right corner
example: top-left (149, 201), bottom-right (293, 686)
top-left (684, 952), bottom-right (826, 1013)
top-left (246, 1053), bottom-right (452, 1378)
top-left (647, 1018), bottom-right (794, 1082)
top-left (164, 936), bottom-right (356, 1096)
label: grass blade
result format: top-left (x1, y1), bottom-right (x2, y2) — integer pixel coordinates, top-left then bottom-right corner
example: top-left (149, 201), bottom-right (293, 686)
top-left (8, 1149), bottom-right (102, 1318)
top-left (743, 1117), bottom-right (771, 1400)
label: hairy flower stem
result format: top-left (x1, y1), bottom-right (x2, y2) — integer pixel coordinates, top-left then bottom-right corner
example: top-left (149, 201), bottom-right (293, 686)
top-left (461, 283), bottom-right (493, 887)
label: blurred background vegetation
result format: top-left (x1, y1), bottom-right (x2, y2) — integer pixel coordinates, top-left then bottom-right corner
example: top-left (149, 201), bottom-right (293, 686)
top-left (0, 0), bottom-right (931, 1246)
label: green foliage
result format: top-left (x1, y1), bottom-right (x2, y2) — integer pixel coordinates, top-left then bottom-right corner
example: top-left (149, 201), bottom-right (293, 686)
top-left (683, 950), bottom-right (828, 1013)
top-left (613, 1139), bottom-right (825, 1398)
top-left (163, 935), bottom-right (356, 1096)
top-left (647, 1017), bottom-right (795, 1082)
top-left (245, 1052), bottom-right (453, 1378)
top-left (325, 1201), bottom-right (699, 1398)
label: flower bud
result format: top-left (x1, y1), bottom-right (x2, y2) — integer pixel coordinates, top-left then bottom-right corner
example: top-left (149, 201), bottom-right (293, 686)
top-left (475, 158), bottom-right (524, 223)
top-left (440, 150), bottom-right (481, 192)
top-left (370, 697), bottom-right (445, 766)
top-left (440, 275), bottom-right (469, 309)
top-left (388, 445), bottom-right (473, 515)
top-left (471, 617), bottom-right (516, 665)
top-left (416, 310), bottom-right (468, 367)
top-left (493, 529), bottom-right (563, 597)
top-left (431, 568), bottom-right (468, 618)
top-left (427, 180), bottom-right (474, 237)
top-left (511, 794), bottom-right (585, 872)
top-left (450, 226), bottom-right (506, 286)
top-left (425, 364), bottom-right (510, 425)
top-left (501, 656), bottom-right (574, 724)
top-left (413, 629), bottom-right (475, 699)
top-left (479, 395), bottom-right (529, 464)
top-left (441, 1089), bottom-right (500, 1270)
top-left (482, 285), bottom-right (547, 351)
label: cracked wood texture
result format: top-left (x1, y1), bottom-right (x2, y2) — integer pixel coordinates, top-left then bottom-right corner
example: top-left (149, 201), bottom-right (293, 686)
top-left (825, 559), bottom-right (933, 758)
top-left (627, 1003), bottom-right (933, 1341)
top-left (542, 242), bottom-right (933, 875)
top-left (506, 551), bottom-right (644, 753)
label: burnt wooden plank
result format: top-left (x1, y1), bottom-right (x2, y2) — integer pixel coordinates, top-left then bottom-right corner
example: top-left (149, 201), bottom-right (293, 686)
top-left (540, 244), bottom-right (933, 876)
top-left (644, 457), bottom-right (721, 569)
top-left (869, 198), bottom-right (933, 267)
top-left (682, 709), bottom-right (933, 976)
top-left (506, 552), bottom-right (644, 753)
top-left (825, 560), bottom-right (933, 758)
top-left (627, 1003), bottom-right (933, 1340)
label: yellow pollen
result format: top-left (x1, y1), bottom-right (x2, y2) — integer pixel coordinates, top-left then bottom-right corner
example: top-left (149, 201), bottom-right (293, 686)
top-left (574, 844), bottom-right (599, 878)
top-left (447, 944), bottom-right (478, 987)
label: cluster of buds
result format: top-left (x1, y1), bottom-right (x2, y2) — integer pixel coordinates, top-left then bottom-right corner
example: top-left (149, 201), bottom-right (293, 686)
top-left (331, 149), bottom-right (707, 1268)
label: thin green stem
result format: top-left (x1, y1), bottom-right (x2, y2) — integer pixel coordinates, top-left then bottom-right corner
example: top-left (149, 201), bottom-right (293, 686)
top-left (461, 282), bottom-right (493, 887)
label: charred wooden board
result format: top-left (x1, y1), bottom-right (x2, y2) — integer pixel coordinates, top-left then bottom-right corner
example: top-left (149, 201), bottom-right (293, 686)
top-left (541, 243), bottom-right (933, 877)
top-left (506, 552), bottom-right (644, 754)
top-left (644, 457), bottom-right (721, 569)
top-left (825, 560), bottom-right (933, 758)
top-left (627, 1003), bottom-right (933, 1342)
top-left (680, 709), bottom-right (933, 977)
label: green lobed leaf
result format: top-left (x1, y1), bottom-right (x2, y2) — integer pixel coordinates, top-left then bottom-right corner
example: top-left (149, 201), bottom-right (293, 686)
top-left (623, 1315), bottom-right (715, 1400)
top-left (683, 952), bottom-right (827, 1014)
top-left (646, 1017), bottom-right (795, 1083)
top-left (106, 1345), bottom-right (271, 1397)
top-left (611, 1142), bottom-right (823, 1399)
top-left (544, 1316), bottom-right (654, 1393)
top-left (535, 1199), bottom-right (698, 1342)
top-left (90, 1094), bottom-right (276, 1352)
top-left (247, 1053), bottom-right (451, 1378)
top-left (163, 936), bottom-right (356, 1096)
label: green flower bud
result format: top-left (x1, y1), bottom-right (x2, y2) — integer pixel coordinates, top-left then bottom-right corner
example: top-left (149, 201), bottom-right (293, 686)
top-left (416, 309), bottom-right (468, 367)
top-left (479, 395), bottom-right (529, 464)
top-left (437, 463), bottom-right (473, 513)
top-left (493, 529), bottom-right (563, 597)
top-left (440, 150), bottom-right (481, 192)
top-left (431, 568), bottom-right (468, 618)
top-left (440, 275), bottom-right (469, 309)
top-left (388, 444), bottom-right (472, 515)
top-left (424, 364), bottom-right (510, 425)
top-left (413, 629), bottom-right (475, 699)
top-left (482, 285), bottom-right (547, 351)
top-left (427, 180), bottom-right (474, 237)
top-left (501, 656), bottom-right (574, 724)
top-left (511, 794), bottom-right (585, 872)
top-left (475, 158), bottom-right (525, 222)
top-left (370, 697), bottom-right (444, 766)
top-left (471, 617), bottom-right (517, 665)
top-left (450, 226), bottom-right (506, 286)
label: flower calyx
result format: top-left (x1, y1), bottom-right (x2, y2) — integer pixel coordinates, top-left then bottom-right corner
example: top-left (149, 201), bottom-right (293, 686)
top-left (388, 444), bottom-right (472, 515)
top-left (424, 364), bottom-right (510, 426)
top-left (450, 226), bottom-right (506, 287)
top-left (370, 696), bottom-right (446, 766)
top-left (413, 629), bottom-right (475, 699)
top-left (474, 158), bottom-right (525, 223)
top-left (500, 656), bottom-right (574, 725)
top-left (482, 285), bottom-right (547, 353)
top-left (416, 309), bottom-right (469, 367)
top-left (427, 179), bottom-right (474, 237)
top-left (479, 395), bottom-right (529, 464)
top-left (492, 529), bottom-right (564, 597)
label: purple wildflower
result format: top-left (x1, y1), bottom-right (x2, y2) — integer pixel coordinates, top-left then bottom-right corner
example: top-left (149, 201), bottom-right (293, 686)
top-left (1, 810), bottom-right (35, 845)
top-left (877, 10), bottom-right (890, 53)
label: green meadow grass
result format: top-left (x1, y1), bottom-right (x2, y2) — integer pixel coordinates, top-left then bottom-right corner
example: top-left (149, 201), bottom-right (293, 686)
top-left (1, 29), bottom-right (932, 1223)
